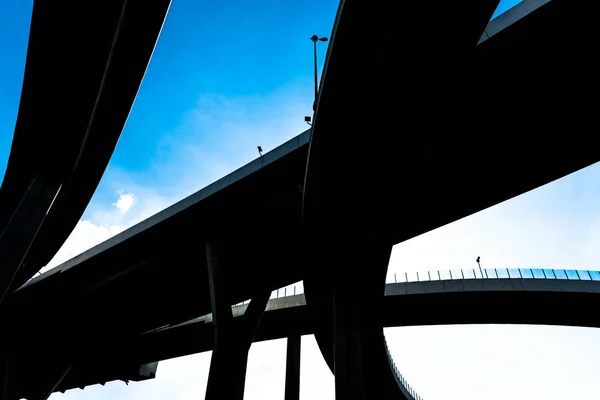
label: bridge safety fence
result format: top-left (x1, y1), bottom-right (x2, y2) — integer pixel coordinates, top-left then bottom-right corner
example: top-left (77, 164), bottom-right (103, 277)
top-left (389, 268), bottom-right (600, 284)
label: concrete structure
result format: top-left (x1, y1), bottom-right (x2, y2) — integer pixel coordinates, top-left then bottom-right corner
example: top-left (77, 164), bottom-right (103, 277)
top-left (28, 267), bottom-right (600, 399)
top-left (1, 0), bottom-right (598, 398)
top-left (0, 0), bottom-right (171, 305)
top-left (302, 0), bottom-right (600, 397)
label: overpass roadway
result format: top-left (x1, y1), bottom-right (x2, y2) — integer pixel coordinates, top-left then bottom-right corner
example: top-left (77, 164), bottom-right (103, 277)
top-left (3, 0), bottom-right (597, 396)
top-left (1, 131), bottom-right (311, 398)
top-left (0, 0), bottom-right (171, 304)
top-left (43, 267), bottom-right (600, 399)
top-left (301, 0), bottom-right (599, 397)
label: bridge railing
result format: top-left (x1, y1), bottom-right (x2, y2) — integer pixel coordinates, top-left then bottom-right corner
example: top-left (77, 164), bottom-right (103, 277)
top-left (384, 337), bottom-right (423, 400)
top-left (389, 268), bottom-right (600, 284)
top-left (232, 281), bottom-right (424, 400)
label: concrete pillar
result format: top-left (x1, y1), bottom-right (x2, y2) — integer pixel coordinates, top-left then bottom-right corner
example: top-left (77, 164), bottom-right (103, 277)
top-left (332, 240), bottom-right (392, 400)
top-left (285, 335), bottom-right (301, 400)
top-left (333, 285), bottom-right (366, 400)
top-left (205, 241), bottom-right (270, 400)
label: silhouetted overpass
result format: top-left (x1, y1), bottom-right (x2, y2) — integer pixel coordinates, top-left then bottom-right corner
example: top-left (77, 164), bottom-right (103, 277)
top-left (0, 0), bottom-right (171, 304)
top-left (2, 131), bottom-right (311, 399)
top-left (47, 267), bottom-right (600, 399)
top-left (301, 0), bottom-right (599, 396)
top-left (1, 0), bottom-right (598, 398)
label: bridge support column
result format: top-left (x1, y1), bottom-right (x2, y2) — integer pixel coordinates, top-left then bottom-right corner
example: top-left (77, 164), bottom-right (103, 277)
top-left (285, 335), bottom-right (301, 400)
top-left (205, 241), bottom-right (271, 400)
top-left (332, 240), bottom-right (392, 400)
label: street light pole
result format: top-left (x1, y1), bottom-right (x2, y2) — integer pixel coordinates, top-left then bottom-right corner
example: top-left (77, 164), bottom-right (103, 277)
top-left (311, 35), bottom-right (328, 112)
top-left (312, 38), bottom-right (318, 109)
top-left (476, 256), bottom-right (484, 278)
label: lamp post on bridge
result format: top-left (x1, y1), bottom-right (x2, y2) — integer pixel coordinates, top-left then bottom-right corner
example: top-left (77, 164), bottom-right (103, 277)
top-left (476, 256), bottom-right (484, 278)
top-left (311, 35), bottom-right (328, 112)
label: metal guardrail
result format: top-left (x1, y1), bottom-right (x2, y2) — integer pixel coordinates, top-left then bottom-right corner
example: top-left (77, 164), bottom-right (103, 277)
top-left (384, 337), bottom-right (422, 400)
top-left (389, 268), bottom-right (600, 284)
top-left (229, 268), bottom-right (600, 399)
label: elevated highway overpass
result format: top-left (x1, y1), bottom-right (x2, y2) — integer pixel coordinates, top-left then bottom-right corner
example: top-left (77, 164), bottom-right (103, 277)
top-left (5, 100), bottom-right (600, 400)
top-left (1, 131), bottom-right (312, 399)
top-left (301, 0), bottom-right (599, 396)
top-left (41, 267), bottom-right (600, 399)
top-left (0, 0), bottom-right (171, 304)
top-left (1, 0), bottom-right (597, 397)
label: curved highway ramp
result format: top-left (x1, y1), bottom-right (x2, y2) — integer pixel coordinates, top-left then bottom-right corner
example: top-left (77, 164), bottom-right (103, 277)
top-left (27, 268), bottom-right (600, 399)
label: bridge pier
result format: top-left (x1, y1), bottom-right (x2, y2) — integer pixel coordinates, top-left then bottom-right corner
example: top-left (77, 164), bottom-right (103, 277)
top-left (331, 240), bottom-right (393, 400)
top-left (285, 335), bottom-right (301, 400)
top-left (205, 241), bottom-right (271, 400)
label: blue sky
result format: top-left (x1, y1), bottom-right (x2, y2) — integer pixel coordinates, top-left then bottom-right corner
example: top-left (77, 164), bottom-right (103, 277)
top-left (0, 0), bottom-right (519, 185)
top-left (6, 1), bottom-right (600, 400)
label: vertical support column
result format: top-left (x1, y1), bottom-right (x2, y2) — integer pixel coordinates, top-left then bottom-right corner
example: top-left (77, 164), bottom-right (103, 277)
top-left (205, 241), bottom-right (246, 400)
top-left (285, 335), bottom-right (301, 400)
top-left (205, 241), bottom-right (272, 400)
top-left (333, 284), bottom-right (366, 400)
top-left (332, 239), bottom-right (392, 400)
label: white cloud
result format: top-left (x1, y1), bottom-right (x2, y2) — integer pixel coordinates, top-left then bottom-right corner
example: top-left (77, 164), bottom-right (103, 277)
top-left (112, 191), bottom-right (135, 215)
